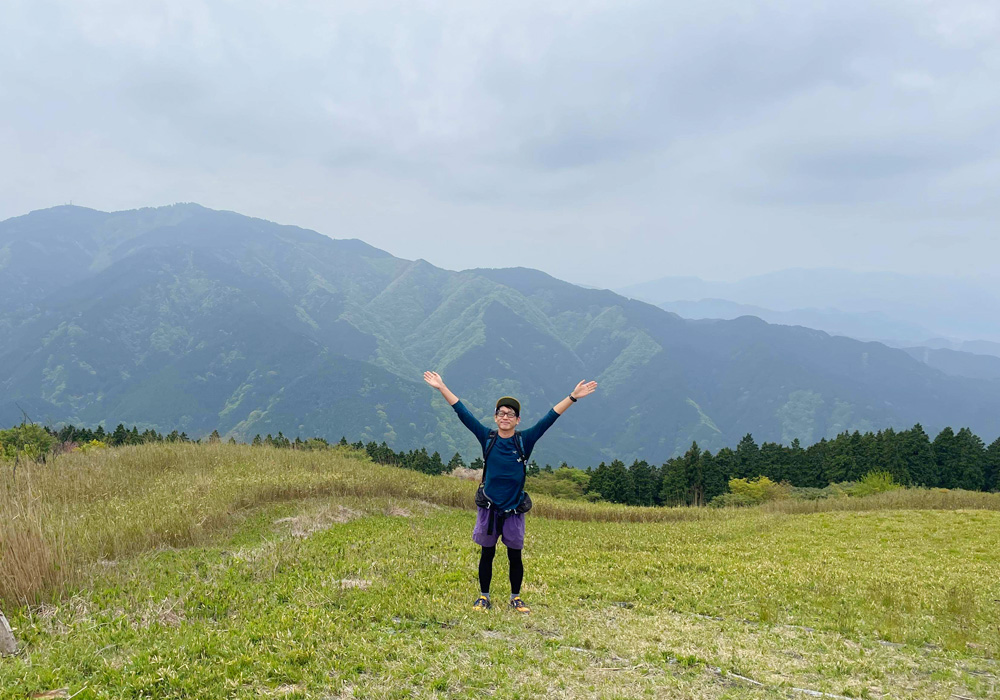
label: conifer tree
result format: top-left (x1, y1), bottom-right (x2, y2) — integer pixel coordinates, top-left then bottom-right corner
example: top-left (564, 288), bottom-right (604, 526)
top-left (901, 424), bottom-right (936, 487)
top-left (933, 427), bottom-right (959, 489)
top-left (681, 442), bottom-right (705, 506)
top-left (381, 444), bottom-right (394, 463)
top-left (952, 427), bottom-right (986, 491)
top-left (785, 438), bottom-right (809, 486)
top-left (587, 462), bottom-right (608, 500)
top-left (825, 454), bottom-right (855, 484)
top-left (429, 451), bottom-right (445, 475)
top-left (713, 447), bottom-right (738, 488)
top-left (447, 452), bottom-right (466, 471)
top-left (876, 428), bottom-right (909, 484)
top-left (759, 442), bottom-right (785, 483)
top-left (629, 459), bottom-right (657, 507)
top-left (228, 436), bottom-right (237, 445)
top-left (702, 449), bottom-right (728, 504)
top-left (252, 434), bottom-right (263, 446)
top-left (824, 432), bottom-right (856, 483)
top-left (597, 459), bottom-right (634, 504)
top-left (111, 423), bottom-right (128, 446)
top-left (985, 437), bottom-right (1000, 492)
top-left (658, 457), bottom-right (687, 506)
top-left (209, 430), bottom-right (221, 443)
top-left (848, 431), bottom-right (871, 481)
top-left (735, 434), bottom-right (760, 479)
top-left (412, 447), bottom-right (431, 474)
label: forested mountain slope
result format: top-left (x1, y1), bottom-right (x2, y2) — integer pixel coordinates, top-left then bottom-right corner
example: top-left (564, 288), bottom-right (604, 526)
top-left (2, 204), bottom-right (998, 465)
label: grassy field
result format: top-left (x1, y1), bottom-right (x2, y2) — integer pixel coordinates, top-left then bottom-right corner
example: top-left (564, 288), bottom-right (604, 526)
top-left (1, 445), bottom-right (999, 698)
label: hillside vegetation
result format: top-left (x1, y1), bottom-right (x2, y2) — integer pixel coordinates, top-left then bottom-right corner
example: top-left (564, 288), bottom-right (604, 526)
top-left (1, 445), bottom-right (999, 698)
top-left (4, 204), bottom-right (1000, 466)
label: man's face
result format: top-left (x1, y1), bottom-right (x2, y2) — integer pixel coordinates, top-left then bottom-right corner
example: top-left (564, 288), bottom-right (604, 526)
top-left (494, 408), bottom-right (520, 431)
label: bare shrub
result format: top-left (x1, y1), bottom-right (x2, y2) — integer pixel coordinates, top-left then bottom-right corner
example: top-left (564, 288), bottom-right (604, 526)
top-left (447, 467), bottom-right (481, 481)
top-left (383, 503), bottom-right (412, 517)
top-left (274, 505), bottom-right (363, 537)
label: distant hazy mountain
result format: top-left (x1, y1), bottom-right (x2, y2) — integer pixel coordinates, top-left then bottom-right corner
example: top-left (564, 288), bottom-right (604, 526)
top-left (657, 299), bottom-right (937, 346)
top-left (3, 205), bottom-right (1000, 466)
top-left (656, 299), bottom-right (1000, 381)
top-left (618, 269), bottom-right (1000, 344)
top-left (919, 338), bottom-right (1000, 359)
top-left (901, 347), bottom-right (1000, 381)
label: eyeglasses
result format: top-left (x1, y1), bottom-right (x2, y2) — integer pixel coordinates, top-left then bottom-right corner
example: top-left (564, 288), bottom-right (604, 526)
top-left (495, 410), bottom-right (518, 419)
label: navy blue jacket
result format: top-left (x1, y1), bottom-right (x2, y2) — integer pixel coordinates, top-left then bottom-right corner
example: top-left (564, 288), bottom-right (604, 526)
top-left (452, 400), bottom-right (559, 510)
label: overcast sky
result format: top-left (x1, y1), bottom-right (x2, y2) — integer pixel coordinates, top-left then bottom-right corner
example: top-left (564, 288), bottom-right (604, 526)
top-left (2, 0), bottom-right (998, 289)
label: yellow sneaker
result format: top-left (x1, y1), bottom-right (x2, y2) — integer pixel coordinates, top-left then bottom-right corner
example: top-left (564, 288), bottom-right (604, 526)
top-left (509, 596), bottom-right (531, 614)
top-left (472, 595), bottom-right (491, 611)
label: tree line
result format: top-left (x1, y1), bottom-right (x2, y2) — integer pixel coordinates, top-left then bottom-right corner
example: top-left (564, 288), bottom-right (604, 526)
top-left (5, 422), bottom-right (999, 506)
top-left (24, 423), bottom-right (332, 449)
top-left (347, 423), bottom-right (1000, 506)
top-left (581, 424), bottom-right (1000, 506)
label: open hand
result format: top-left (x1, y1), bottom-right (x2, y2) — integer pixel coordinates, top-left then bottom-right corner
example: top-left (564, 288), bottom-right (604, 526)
top-left (571, 380), bottom-right (598, 400)
top-left (423, 371), bottom-right (445, 389)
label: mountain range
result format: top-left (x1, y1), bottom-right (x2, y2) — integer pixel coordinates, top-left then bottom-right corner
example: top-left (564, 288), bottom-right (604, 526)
top-left (617, 270), bottom-right (1000, 346)
top-left (2, 204), bottom-right (999, 466)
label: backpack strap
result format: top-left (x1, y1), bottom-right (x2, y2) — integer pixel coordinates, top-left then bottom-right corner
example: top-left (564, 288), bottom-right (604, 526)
top-left (482, 430), bottom-right (499, 483)
top-left (512, 431), bottom-right (527, 465)
top-left (481, 430), bottom-right (528, 479)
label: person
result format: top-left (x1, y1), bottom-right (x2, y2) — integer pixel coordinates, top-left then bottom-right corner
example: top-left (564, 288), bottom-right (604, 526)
top-left (423, 371), bottom-right (597, 613)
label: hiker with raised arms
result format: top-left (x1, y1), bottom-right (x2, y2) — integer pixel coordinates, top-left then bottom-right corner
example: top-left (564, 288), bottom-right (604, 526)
top-left (423, 370), bottom-right (598, 613)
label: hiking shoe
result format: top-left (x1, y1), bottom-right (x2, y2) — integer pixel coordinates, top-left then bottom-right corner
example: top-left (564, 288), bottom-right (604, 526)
top-left (472, 595), bottom-right (491, 612)
top-left (509, 596), bottom-right (531, 614)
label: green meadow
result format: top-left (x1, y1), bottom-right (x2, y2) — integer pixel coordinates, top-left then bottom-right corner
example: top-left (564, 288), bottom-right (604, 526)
top-left (1, 445), bottom-right (998, 698)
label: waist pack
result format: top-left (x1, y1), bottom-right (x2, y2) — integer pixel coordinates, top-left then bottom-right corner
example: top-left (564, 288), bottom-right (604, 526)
top-left (475, 482), bottom-right (532, 514)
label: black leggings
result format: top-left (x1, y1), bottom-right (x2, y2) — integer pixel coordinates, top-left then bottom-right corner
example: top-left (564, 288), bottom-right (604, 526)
top-left (478, 545), bottom-right (523, 595)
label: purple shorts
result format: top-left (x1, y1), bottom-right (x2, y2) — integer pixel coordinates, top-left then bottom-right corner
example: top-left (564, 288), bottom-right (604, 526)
top-left (472, 506), bottom-right (525, 549)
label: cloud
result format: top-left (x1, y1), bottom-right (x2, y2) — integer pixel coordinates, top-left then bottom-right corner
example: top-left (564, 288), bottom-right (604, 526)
top-left (915, 234), bottom-right (972, 249)
top-left (1, 0), bottom-right (999, 285)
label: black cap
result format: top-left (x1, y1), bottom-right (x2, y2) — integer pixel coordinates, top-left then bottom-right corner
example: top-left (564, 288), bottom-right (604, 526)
top-left (495, 396), bottom-right (520, 417)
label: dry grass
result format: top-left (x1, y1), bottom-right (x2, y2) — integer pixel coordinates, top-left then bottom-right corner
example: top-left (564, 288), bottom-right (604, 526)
top-left (0, 444), bottom-right (471, 605)
top-left (762, 487), bottom-right (1000, 514)
top-left (4, 443), bottom-right (999, 608)
top-left (0, 444), bottom-right (726, 606)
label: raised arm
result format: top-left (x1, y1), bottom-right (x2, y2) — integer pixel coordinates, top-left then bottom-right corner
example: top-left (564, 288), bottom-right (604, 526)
top-left (423, 371), bottom-right (459, 405)
top-left (553, 380), bottom-right (598, 415)
top-left (424, 371), bottom-right (491, 444)
top-left (520, 379), bottom-right (599, 451)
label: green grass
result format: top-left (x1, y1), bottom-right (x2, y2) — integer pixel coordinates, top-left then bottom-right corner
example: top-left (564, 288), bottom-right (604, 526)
top-left (2, 446), bottom-right (999, 698)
